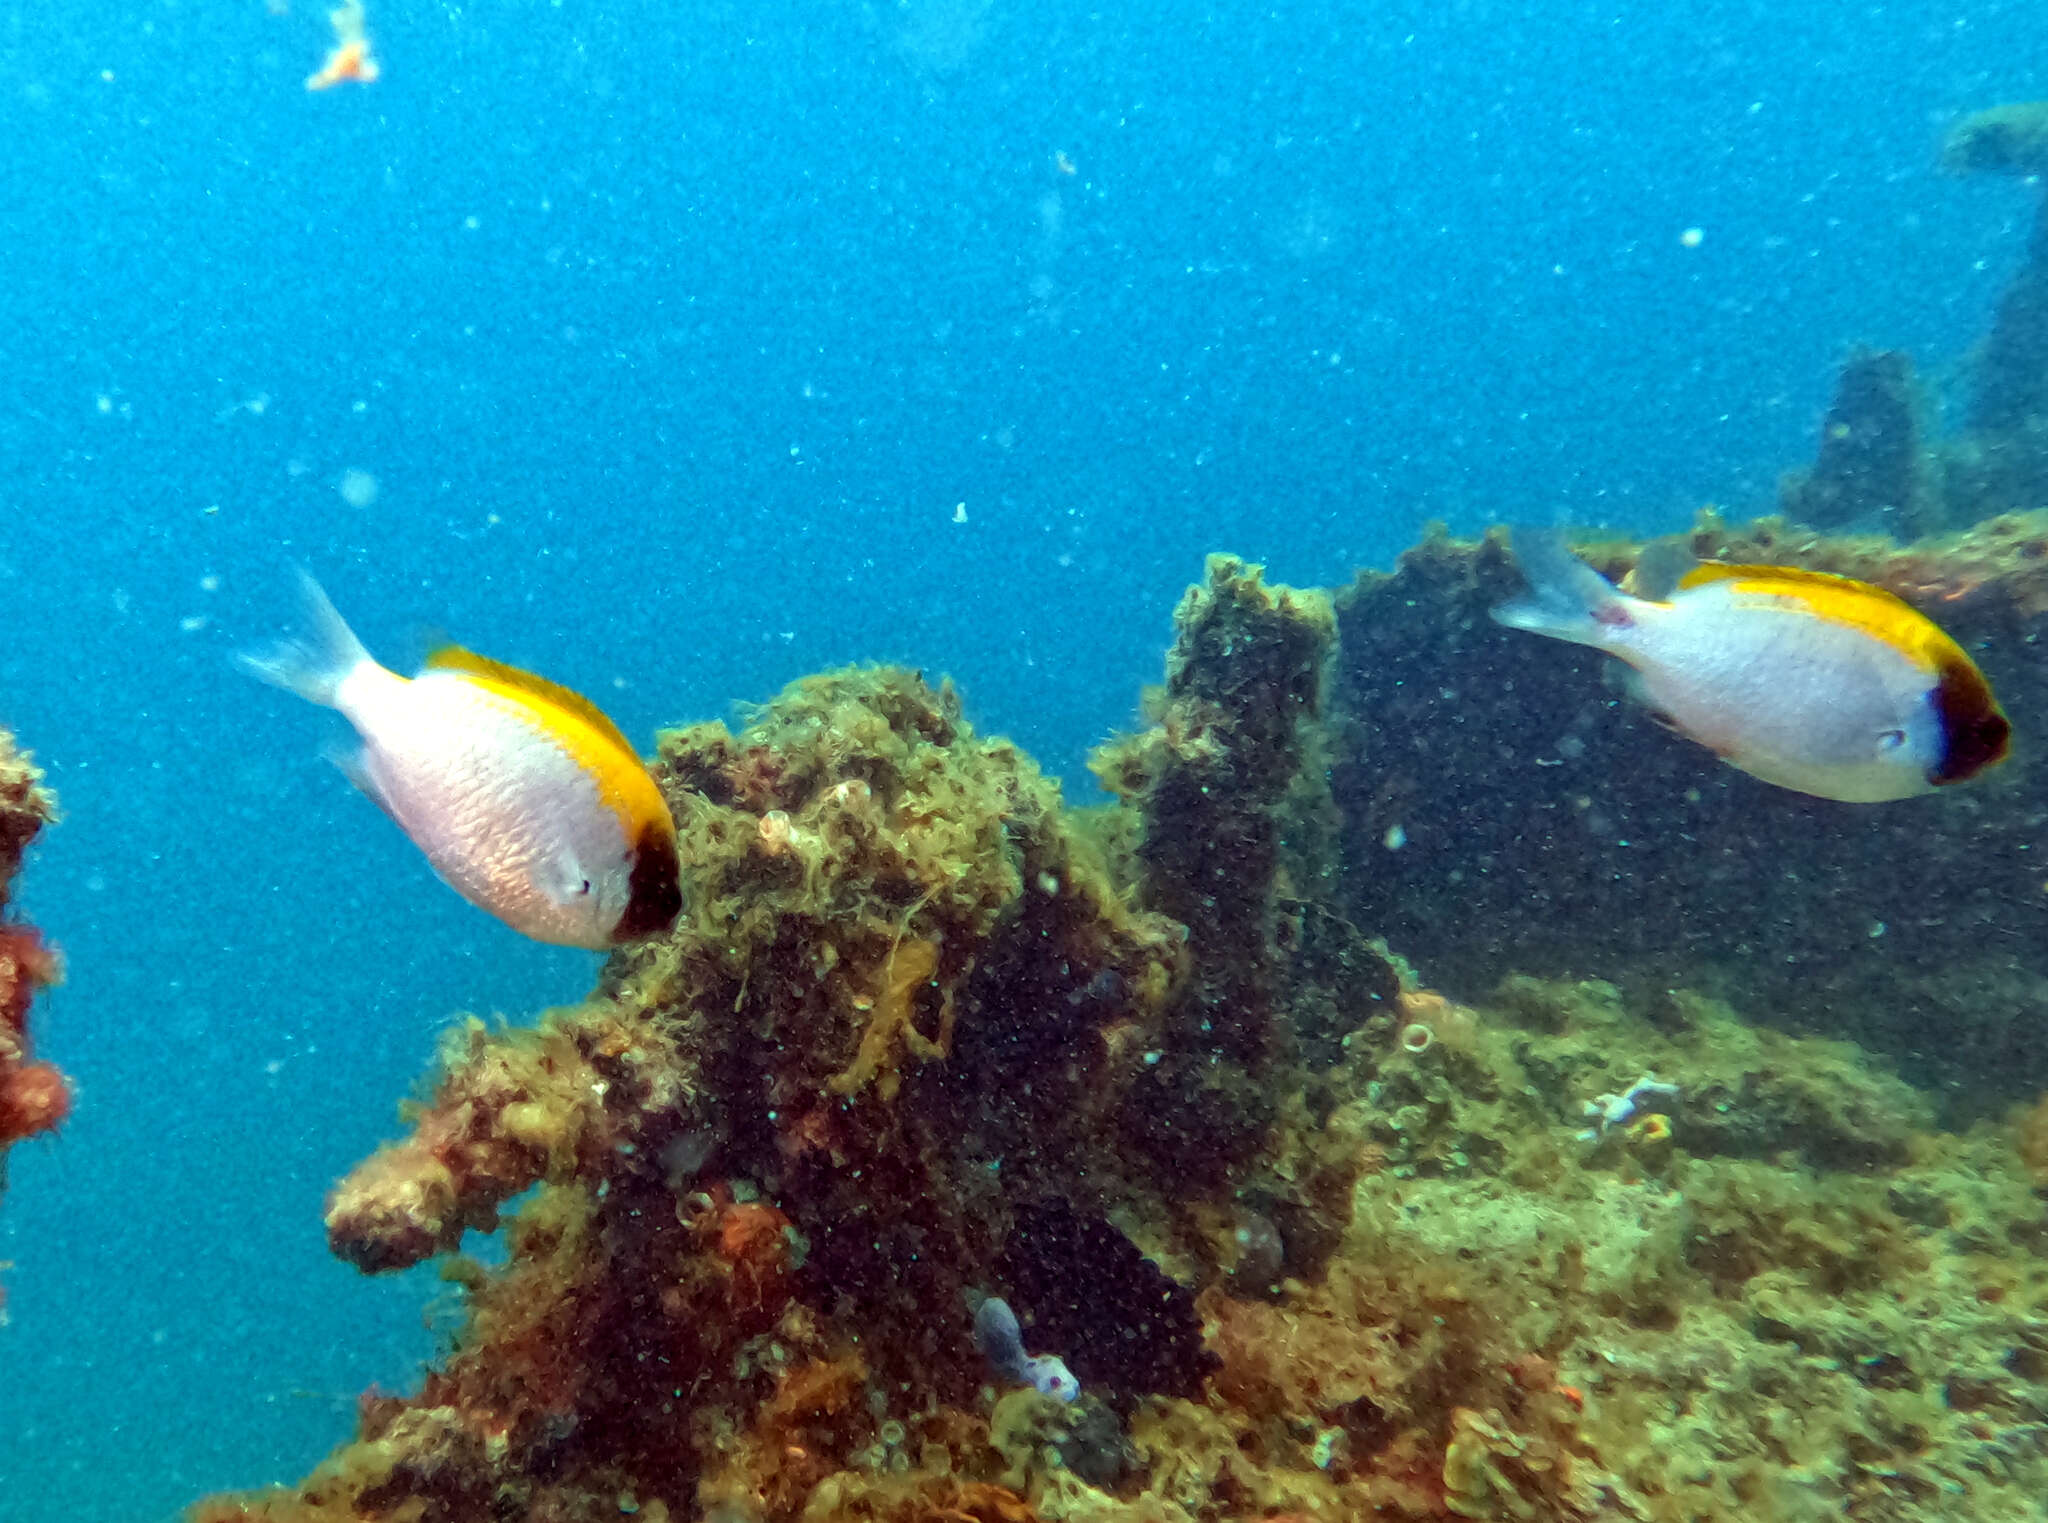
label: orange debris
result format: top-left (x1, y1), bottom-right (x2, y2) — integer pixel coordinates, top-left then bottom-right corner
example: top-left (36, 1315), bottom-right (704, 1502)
top-left (307, 37), bottom-right (377, 90)
top-left (306, 1), bottom-right (377, 91)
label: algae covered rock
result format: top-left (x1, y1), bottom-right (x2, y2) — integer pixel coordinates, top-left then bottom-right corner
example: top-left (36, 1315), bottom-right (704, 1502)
top-left (1942, 100), bottom-right (2048, 177)
top-left (0, 723), bottom-right (64, 1233)
top-left (193, 534), bottom-right (2048, 1523)
top-left (1329, 515), bottom-right (2048, 1114)
top-left (1780, 348), bottom-right (1939, 538)
top-left (1939, 102), bottom-right (2048, 518)
top-left (222, 664), bottom-right (1243, 1521)
top-left (1093, 554), bottom-right (1340, 1185)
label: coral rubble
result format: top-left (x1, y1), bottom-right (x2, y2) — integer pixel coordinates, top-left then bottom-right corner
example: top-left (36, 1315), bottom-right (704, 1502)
top-left (0, 721), bottom-right (65, 1254)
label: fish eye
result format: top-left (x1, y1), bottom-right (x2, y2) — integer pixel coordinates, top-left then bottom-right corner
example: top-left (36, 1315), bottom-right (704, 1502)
top-left (1877, 728), bottom-right (1908, 753)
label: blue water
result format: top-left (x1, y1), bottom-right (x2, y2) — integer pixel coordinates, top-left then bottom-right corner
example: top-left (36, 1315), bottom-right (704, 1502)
top-left (0, 2), bottom-right (2036, 1517)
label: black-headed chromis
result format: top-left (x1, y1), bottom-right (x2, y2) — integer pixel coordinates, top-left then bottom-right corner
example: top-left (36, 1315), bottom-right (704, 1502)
top-left (1492, 529), bottom-right (2011, 803)
top-left (241, 575), bottom-right (682, 947)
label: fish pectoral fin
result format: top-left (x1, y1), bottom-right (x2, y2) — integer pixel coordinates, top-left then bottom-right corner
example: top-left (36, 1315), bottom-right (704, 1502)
top-left (1616, 669), bottom-right (1722, 750)
top-left (1617, 665), bottom-right (1672, 723)
top-left (1636, 706), bottom-right (1734, 756)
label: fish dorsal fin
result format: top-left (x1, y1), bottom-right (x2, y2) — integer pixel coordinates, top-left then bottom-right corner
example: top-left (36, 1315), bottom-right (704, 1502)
top-left (424, 644), bottom-right (641, 759)
top-left (1673, 561), bottom-right (1958, 671)
top-left (1627, 538), bottom-right (1698, 602)
top-left (1675, 559), bottom-right (1917, 610)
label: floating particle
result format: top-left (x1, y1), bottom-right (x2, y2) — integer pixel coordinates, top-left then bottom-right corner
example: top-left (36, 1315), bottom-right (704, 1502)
top-left (336, 468), bottom-right (379, 508)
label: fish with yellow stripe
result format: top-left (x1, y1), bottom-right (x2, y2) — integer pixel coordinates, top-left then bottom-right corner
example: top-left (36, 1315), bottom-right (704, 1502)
top-left (1492, 529), bottom-right (2011, 803)
top-left (241, 575), bottom-right (682, 946)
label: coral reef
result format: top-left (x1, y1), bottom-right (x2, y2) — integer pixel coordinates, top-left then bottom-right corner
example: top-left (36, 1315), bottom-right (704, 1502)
top-left (1939, 101), bottom-right (2048, 522)
top-left (1312, 977), bottom-right (2048, 1523)
top-left (1942, 100), bottom-right (2048, 178)
top-left (1330, 513), bottom-right (2048, 1113)
top-left (1776, 101), bottom-right (2048, 531)
top-left (192, 537), bottom-right (2048, 1523)
top-left (1779, 348), bottom-right (1937, 538)
top-left (200, 663), bottom-right (1220, 1521)
top-left (0, 721), bottom-right (65, 1271)
top-left (996, 1199), bottom-right (1213, 1401)
top-left (1091, 555), bottom-right (1341, 1186)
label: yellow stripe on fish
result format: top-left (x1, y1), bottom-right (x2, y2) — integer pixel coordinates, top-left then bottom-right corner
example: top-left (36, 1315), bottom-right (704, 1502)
top-left (241, 575), bottom-right (682, 948)
top-left (1493, 530), bottom-right (2010, 803)
top-left (1671, 561), bottom-right (1957, 669)
top-left (423, 643), bottom-right (678, 854)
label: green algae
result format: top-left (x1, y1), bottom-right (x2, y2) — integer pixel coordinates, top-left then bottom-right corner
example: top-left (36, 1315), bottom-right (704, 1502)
top-left (194, 524), bottom-right (2048, 1523)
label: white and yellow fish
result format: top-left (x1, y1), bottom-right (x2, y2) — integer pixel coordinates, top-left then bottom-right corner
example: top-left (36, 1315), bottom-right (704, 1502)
top-left (242, 576), bottom-right (681, 947)
top-left (1492, 530), bottom-right (2011, 803)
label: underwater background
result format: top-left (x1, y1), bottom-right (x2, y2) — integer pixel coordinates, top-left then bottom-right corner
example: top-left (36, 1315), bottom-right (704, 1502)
top-left (0, 1), bottom-right (2043, 1519)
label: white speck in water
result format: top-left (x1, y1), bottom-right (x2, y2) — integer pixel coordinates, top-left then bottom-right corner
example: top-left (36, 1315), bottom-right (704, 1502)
top-left (337, 468), bottom-right (379, 508)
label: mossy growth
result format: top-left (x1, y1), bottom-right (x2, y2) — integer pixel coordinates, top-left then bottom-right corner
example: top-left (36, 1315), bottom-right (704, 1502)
top-left (214, 666), bottom-right (1199, 1522)
top-left (902, 971), bottom-right (2048, 1523)
top-left (1092, 556), bottom-right (1338, 1189)
top-left (186, 564), bottom-right (2048, 1523)
top-left (1941, 100), bottom-right (2048, 177)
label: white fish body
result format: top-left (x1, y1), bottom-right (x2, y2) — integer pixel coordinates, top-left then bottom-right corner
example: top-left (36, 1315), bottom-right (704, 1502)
top-left (1493, 531), bottom-right (2010, 803)
top-left (243, 576), bottom-right (680, 947)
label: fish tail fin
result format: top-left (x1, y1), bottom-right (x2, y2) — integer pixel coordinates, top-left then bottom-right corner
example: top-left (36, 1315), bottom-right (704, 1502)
top-left (1491, 527), bottom-right (1633, 646)
top-left (236, 570), bottom-right (374, 708)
